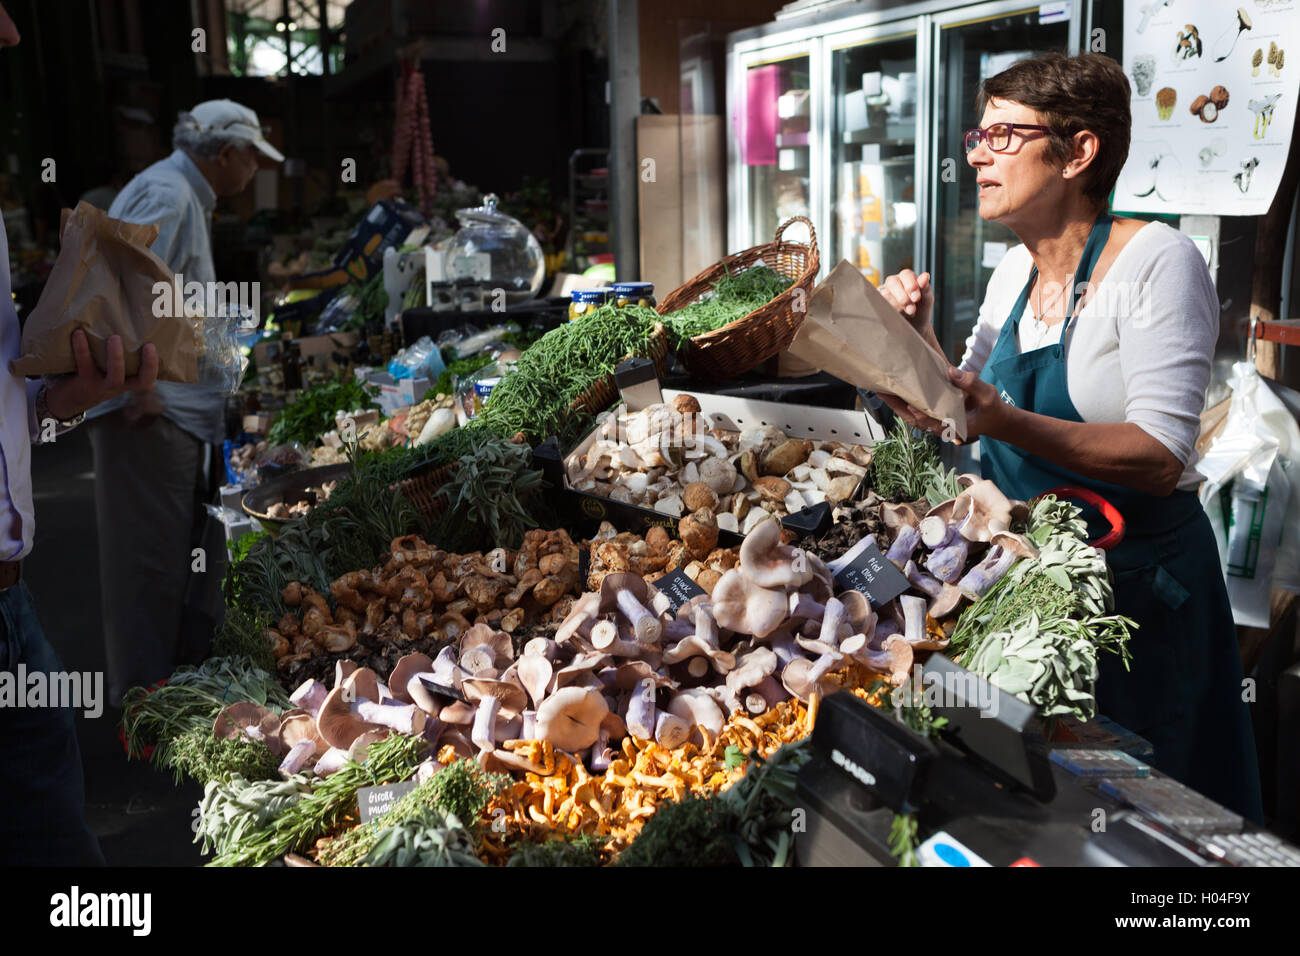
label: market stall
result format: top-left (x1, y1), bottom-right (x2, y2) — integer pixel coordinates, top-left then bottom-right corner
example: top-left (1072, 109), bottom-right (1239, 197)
top-left (107, 199), bottom-right (1300, 869)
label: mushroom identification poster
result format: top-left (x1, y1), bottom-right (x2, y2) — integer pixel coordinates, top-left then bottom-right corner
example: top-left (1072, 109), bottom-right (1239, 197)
top-left (1115, 0), bottom-right (1300, 216)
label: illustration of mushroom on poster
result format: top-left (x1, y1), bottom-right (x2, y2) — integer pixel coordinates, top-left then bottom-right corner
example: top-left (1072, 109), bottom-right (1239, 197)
top-left (1116, 0), bottom-right (1300, 216)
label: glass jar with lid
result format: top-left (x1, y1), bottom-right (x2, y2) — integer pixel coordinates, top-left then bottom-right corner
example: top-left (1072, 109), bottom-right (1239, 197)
top-left (610, 281), bottom-right (656, 309)
top-left (568, 289), bottom-right (608, 321)
top-left (445, 193), bottom-right (545, 303)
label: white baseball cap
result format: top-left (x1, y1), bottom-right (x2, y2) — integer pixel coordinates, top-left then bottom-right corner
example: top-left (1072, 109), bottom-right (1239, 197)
top-left (184, 99), bottom-right (285, 162)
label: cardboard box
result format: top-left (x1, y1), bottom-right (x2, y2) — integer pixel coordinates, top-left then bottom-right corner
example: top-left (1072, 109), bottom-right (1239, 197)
top-left (365, 371), bottom-right (432, 415)
top-left (253, 331), bottom-right (361, 370)
top-left (541, 390), bottom-right (884, 541)
top-left (242, 412), bottom-right (274, 435)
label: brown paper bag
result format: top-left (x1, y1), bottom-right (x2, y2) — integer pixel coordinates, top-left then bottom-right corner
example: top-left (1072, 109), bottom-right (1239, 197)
top-left (787, 260), bottom-right (968, 440)
top-left (9, 201), bottom-right (199, 382)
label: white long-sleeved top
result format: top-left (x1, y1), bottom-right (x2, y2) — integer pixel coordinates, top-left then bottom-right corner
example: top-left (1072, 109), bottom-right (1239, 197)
top-left (958, 221), bottom-right (1216, 490)
top-left (85, 150), bottom-right (225, 445)
top-left (2, 214), bottom-right (47, 561)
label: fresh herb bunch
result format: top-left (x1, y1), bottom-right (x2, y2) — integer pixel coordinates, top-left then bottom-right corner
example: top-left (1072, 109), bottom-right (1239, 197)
top-left (209, 733), bottom-right (428, 867)
top-left (211, 602), bottom-right (276, 671)
top-left (889, 812), bottom-right (920, 867)
top-left (164, 727), bottom-right (279, 786)
top-left (507, 833), bottom-right (607, 867)
top-left (662, 265), bottom-right (792, 347)
top-left (267, 374), bottom-right (380, 447)
top-left (431, 438), bottom-right (545, 551)
top-left (120, 656), bottom-right (289, 767)
top-left (870, 418), bottom-right (942, 501)
top-left (949, 494), bottom-right (1135, 721)
top-left (474, 305), bottom-right (662, 444)
top-left (359, 808), bottom-right (485, 867)
top-left (614, 794), bottom-right (738, 867)
top-left (350, 272), bottom-right (389, 330)
top-left (714, 740), bottom-right (811, 867)
top-left (920, 463), bottom-right (964, 507)
top-left (318, 759), bottom-right (508, 866)
top-left (194, 774), bottom-right (313, 858)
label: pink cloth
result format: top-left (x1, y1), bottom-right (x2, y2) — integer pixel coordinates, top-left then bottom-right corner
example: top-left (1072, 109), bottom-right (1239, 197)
top-left (744, 65), bottom-right (779, 166)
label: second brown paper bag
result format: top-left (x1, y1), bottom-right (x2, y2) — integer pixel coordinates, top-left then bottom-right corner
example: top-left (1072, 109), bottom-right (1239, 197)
top-left (787, 260), bottom-right (968, 440)
top-left (9, 201), bottom-right (200, 383)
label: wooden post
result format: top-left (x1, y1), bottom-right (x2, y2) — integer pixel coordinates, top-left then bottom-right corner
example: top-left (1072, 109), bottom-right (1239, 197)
top-left (1251, 129), bottom-right (1300, 389)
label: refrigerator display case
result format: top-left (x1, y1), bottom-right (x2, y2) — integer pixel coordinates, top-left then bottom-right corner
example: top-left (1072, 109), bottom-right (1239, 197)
top-left (727, 0), bottom-right (1089, 357)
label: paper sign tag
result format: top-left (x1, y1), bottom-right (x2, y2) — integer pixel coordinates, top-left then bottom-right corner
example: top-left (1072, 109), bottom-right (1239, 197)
top-left (653, 569), bottom-right (706, 612)
top-left (357, 781), bottom-right (417, 823)
top-left (832, 539), bottom-right (910, 606)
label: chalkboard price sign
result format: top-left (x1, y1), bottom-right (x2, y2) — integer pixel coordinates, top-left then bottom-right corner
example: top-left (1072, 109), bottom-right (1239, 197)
top-left (653, 568), bottom-right (707, 612)
top-left (832, 539), bottom-right (910, 607)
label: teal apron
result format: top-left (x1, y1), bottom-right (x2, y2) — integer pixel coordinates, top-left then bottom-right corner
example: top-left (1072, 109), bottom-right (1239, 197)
top-left (977, 214), bottom-right (1263, 822)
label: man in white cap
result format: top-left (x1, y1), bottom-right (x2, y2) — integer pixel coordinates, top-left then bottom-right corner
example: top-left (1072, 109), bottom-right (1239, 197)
top-left (86, 99), bottom-right (283, 705)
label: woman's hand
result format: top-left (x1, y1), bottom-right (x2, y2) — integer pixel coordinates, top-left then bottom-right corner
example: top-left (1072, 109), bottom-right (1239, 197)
top-left (879, 269), bottom-right (933, 330)
top-left (877, 366), bottom-right (1009, 445)
top-left (946, 366), bottom-right (1007, 443)
top-left (43, 330), bottom-right (159, 420)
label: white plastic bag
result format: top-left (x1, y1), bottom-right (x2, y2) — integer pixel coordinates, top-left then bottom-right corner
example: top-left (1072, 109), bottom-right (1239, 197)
top-left (1198, 361), bottom-right (1300, 627)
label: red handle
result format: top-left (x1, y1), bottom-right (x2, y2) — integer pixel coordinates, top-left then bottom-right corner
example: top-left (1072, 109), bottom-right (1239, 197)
top-left (1038, 485), bottom-right (1126, 551)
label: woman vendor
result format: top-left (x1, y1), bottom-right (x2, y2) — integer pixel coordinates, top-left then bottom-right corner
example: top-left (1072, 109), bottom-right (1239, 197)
top-left (878, 52), bottom-right (1262, 821)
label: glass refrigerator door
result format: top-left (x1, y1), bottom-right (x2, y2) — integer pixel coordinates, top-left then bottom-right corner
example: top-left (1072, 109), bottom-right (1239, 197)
top-left (741, 54), bottom-right (812, 247)
top-left (932, 6), bottom-right (1072, 362)
top-left (830, 32), bottom-right (918, 289)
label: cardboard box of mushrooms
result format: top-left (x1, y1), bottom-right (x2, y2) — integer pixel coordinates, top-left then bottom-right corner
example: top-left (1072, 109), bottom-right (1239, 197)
top-left (562, 390), bottom-right (878, 540)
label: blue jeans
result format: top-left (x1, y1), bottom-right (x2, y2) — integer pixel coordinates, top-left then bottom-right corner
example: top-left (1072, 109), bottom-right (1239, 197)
top-left (0, 581), bottom-right (104, 865)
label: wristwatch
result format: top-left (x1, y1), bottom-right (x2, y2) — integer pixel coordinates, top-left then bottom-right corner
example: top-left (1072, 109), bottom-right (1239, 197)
top-left (34, 382), bottom-right (86, 431)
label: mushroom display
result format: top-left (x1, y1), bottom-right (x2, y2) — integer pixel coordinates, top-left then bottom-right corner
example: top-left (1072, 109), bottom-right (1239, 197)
top-left (266, 529), bottom-right (585, 685)
top-left (565, 395), bottom-right (873, 531)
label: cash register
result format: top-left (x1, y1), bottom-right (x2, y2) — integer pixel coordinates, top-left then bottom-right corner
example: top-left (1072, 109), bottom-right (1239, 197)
top-left (795, 655), bottom-right (1300, 867)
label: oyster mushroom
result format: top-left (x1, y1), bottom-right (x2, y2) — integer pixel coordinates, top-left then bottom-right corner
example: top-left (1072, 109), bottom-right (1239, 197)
top-left (535, 686), bottom-right (610, 753)
top-left (598, 572), bottom-right (664, 645)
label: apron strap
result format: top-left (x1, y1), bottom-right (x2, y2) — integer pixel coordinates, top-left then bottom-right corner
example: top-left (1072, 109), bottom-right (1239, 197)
top-left (1011, 212), bottom-right (1114, 336)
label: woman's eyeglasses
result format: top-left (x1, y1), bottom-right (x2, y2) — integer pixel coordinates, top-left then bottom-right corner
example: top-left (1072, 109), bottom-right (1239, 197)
top-left (964, 123), bottom-right (1053, 154)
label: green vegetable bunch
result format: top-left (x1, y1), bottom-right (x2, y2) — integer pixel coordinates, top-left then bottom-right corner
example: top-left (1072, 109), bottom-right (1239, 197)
top-left (359, 809), bottom-right (485, 867)
top-left (869, 419), bottom-right (943, 501)
top-left (120, 656), bottom-right (289, 767)
top-left (662, 265), bottom-right (793, 347)
top-left (164, 727), bottom-right (279, 786)
top-left (194, 774), bottom-right (313, 858)
top-left (950, 495), bottom-right (1134, 721)
top-left (208, 733), bottom-right (428, 867)
top-left (210, 602), bottom-right (276, 671)
top-left (506, 833), bottom-right (607, 867)
top-left (431, 438), bottom-right (545, 551)
top-left (318, 759), bottom-right (508, 867)
top-left (266, 374), bottom-right (380, 447)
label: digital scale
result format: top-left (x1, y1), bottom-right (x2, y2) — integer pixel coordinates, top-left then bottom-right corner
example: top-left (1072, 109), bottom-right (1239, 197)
top-left (795, 655), bottom-right (1300, 867)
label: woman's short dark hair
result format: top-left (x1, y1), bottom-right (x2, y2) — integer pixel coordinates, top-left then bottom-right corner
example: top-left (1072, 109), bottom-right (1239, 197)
top-left (977, 52), bottom-right (1131, 204)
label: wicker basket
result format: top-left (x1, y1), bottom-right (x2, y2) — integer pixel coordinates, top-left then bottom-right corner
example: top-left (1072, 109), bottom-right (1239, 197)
top-left (656, 217), bottom-right (820, 380)
top-left (394, 461), bottom-right (459, 526)
top-left (570, 321), bottom-right (671, 417)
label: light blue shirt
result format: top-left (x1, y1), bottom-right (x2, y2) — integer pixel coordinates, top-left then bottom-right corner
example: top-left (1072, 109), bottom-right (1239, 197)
top-left (87, 150), bottom-right (226, 444)
top-left (1, 215), bottom-right (45, 560)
